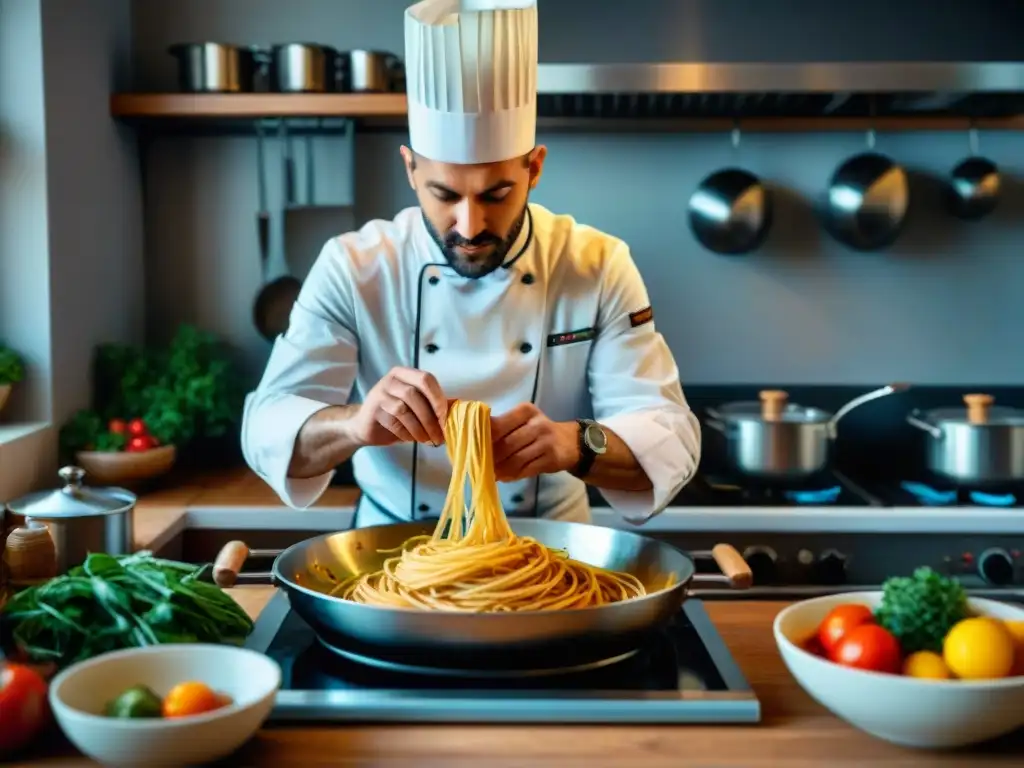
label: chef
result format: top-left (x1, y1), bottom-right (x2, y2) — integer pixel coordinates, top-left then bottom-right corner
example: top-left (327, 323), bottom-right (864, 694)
top-left (241, 0), bottom-right (701, 528)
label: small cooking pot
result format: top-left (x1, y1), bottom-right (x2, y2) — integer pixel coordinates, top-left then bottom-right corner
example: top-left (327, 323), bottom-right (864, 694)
top-left (906, 394), bottom-right (1024, 486)
top-left (705, 384), bottom-right (908, 481)
top-left (271, 43), bottom-right (341, 93)
top-left (4, 466), bottom-right (136, 576)
top-left (341, 50), bottom-right (403, 93)
top-left (168, 42), bottom-right (270, 93)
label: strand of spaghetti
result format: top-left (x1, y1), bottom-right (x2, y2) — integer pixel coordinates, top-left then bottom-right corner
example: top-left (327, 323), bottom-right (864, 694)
top-left (335, 399), bottom-right (648, 612)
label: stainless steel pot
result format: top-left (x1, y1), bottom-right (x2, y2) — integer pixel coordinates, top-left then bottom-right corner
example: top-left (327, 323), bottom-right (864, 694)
top-left (705, 384), bottom-right (908, 481)
top-left (342, 50), bottom-right (403, 93)
top-left (907, 394), bottom-right (1024, 486)
top-left (271, 43), bottom-right (340, 93)
top-left (168, 43), bottom-right (270, 93)
top-left (4, 466), bottom-right (135, 575)
top-left (212, 520), bottom-right (752, 677)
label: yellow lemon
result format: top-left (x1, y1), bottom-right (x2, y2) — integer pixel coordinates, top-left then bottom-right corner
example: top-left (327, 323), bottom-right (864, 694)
top-left (902, 651), bottom-right (952, 680)
top-left (1003, 620), bottom-right (1024, 677)
top-left (943, 617), bottom-right (1016, 680)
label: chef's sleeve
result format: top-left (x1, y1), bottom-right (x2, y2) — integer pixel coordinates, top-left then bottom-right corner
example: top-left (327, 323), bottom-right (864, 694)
top-left (587, 242), bottom-right (701, 524)
top-left (241, 238), bottom-right (359, 509)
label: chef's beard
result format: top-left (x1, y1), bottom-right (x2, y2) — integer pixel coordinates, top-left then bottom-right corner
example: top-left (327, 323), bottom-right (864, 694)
top-left (423, 204), bottom-right (528, 279)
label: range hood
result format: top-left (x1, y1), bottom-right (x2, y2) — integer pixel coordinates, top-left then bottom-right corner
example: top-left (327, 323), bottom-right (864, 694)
top-left (527, 1), bottom-right (1024, 120)
top-left (533, 63), bottom-right (1024, 120)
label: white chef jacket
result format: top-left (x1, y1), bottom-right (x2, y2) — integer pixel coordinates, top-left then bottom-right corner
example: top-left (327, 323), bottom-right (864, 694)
top-left (241, 202), bottom-right (701, 526)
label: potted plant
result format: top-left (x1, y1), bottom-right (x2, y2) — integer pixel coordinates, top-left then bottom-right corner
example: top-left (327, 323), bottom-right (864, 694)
top-left (58, 325), bottom-right (244, 487)
top-left (0, 343), bottom-right (26, 415)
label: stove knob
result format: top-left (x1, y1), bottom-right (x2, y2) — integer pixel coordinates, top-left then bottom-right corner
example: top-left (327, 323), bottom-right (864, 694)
top-left (742, 546), bottom-right (778, 585)
top-left (978, 548), bottom-right (1015, 586)
top-left (815, 550), bottom-right (848, 586)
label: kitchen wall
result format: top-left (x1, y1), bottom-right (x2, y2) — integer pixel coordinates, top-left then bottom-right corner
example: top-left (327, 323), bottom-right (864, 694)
top-left (131, 0), bottom-right (1024, 387)
top-left (0, 0), bottom-right (143, 497)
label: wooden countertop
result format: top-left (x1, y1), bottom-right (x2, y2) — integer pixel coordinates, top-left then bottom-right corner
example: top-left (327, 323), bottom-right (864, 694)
top-left (15, 588), bottom-right (1024, 767)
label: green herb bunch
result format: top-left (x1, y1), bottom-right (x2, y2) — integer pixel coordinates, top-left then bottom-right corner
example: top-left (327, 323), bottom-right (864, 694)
top-left (1, 551), bottom-right (254, 670)
top-left (874, 566), bottom-right (970, 653)
top-left (0, 343), bottom-right (25, 386)
top-left (59, 324), bottom-right (245, 456)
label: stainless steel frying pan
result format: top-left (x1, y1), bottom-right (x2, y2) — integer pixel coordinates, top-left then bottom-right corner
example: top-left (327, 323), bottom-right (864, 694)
top-left (213, 519), bottom-right (752, 677)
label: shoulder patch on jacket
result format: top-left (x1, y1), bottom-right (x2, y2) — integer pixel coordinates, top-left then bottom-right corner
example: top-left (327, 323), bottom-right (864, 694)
top-left (629, 305), bottom-right (654, 328)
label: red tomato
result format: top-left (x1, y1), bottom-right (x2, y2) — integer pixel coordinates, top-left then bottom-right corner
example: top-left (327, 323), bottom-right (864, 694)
top-left (127, 418), bottom-right (148, 437)
top-left (802, 633), bottom-right (827, 658)
top-left (108, 418), bottom-right (127, 435)
top-left (832, 624), bottom-right (903, 674)
top-left (817, 603), bottom-right (876, 655)
top-left (126, 434), bottom-right (156, 452)
top-left (0, 663), bottom-right (50, 754)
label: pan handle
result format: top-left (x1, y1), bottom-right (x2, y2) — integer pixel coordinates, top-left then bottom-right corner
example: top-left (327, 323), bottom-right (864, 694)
top-left (689, 544), bottom-right (753, 590)
top-left (212, 540), bottom-right (282, 588)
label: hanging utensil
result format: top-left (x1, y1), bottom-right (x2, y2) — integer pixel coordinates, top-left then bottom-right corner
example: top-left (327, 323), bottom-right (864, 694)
top-left (704, 384), bottom-right (910, 482)
top-left (821, 126), bottom-right (909, 252)
top-left (253, 120), bottom-right (302, 341)
top-left (688, 124), bottom-right (773, 255)
top-left (283, 119), bottom-right (358, 281)
top-left (945, 125), bottom-right (1000, 221)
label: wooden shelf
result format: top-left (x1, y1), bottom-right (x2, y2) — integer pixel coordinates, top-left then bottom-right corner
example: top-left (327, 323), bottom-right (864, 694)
top-left (110, 93), bottom-right (408, 119)
top-left (109, 93), bottom-right (1024, 133)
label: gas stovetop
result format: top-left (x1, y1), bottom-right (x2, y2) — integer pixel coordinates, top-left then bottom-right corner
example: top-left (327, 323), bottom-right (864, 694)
top-left (590, 471), bottom-right (1024, 510)
top-left (244, 592), bottom-right (761, 724)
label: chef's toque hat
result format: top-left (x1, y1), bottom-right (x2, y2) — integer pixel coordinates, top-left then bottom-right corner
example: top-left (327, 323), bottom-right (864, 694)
top-left (404, 0), bottom-right (539, 165)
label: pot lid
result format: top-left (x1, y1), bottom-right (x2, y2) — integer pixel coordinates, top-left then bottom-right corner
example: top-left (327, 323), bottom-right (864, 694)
top-left (5, 466), bottom-right (136, 519)
top-left (711, 390), bottom-right (832, 424)
top-left (926, 394), bottom-right (1024, 426)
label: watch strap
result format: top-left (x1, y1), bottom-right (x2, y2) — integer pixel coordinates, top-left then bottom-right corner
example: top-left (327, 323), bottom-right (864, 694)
top-left (571, 419), bottom-right (598, 478)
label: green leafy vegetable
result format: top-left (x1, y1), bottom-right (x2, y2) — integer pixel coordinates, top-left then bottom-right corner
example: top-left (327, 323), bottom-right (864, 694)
top-left (874, 566), bottom-right (969, 653)
top-left (1, 552), bottom-right (254, 670)
top-left (59, 324), bottom-right (244, 457)
top-left (0, 343), bottom-right (25, 385)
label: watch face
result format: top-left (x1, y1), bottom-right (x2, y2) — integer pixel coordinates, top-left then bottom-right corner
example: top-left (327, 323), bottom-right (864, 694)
top-left (585, 423), bottom-right (608, 454)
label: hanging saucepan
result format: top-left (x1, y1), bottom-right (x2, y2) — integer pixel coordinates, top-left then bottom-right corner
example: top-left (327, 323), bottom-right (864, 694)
top-left (688, 126), bottom-right (773, 255)
top-left (704, 384), bottom-right (909, 482)
top-left (253, 120), bottom-right (302, 341)
top-left (906, 394), bottom-right (1024, 487)
top-left (821, 130), bottom-right (909, 251)
top-left (944, 127), bottom-right (1000, 221)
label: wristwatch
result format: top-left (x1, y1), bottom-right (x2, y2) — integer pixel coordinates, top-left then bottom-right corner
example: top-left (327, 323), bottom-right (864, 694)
top-left (571, 419), bottom-right (608, 478)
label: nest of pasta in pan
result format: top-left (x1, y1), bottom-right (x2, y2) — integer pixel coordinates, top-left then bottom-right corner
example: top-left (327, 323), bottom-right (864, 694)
top-left (330, 399), bottom-right (659, 612)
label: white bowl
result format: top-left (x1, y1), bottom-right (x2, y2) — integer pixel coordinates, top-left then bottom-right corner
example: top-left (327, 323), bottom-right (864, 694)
top-left (49, 644), bottom-right (281, 768)
top-left (774, 591), bottom-right (1024, 749)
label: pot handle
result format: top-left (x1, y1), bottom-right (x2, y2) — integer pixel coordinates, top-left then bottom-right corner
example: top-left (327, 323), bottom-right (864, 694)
top-left (906, 410), bottom-right (943, 439)
top-left (689, 544), bottom-right (753, 589)
top-left (703, 407), bottom-right (727, 433)
top-left (212, 540), bottom-right (281, 588)
top-left (826, 381), bottom-right (911, 438)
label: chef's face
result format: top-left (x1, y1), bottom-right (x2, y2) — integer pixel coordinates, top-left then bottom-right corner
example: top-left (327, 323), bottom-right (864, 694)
top-left (401, 145), bottom-right (547, 279)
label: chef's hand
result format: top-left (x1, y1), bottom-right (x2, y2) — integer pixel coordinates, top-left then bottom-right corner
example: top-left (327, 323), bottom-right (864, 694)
top-left (347, 367), bottom-right (450, 447)
top-left (490, 403), bottom-right (579, 482)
